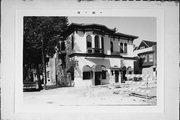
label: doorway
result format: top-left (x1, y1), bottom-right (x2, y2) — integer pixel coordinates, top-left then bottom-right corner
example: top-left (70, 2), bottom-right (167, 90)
top-left (95, 72), bottom-right (101, 85)
top-left (115, 70), bottom-right (119, 83)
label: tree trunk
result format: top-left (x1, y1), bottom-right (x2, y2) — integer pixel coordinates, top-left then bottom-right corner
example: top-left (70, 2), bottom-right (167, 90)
top-left (42, 39), bottom-right (47, 90)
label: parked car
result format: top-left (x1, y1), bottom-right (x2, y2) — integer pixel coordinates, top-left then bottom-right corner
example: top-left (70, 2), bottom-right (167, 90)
top-left (23, 81), bottom-right (41, 91)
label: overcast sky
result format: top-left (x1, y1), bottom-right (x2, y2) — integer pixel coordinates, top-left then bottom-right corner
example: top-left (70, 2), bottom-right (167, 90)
top-left (68, 17), bottom-right (156, 47)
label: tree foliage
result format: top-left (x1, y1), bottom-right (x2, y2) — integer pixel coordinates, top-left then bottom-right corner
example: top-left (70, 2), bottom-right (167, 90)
top-left (23, 16), bottom-right (69, 66)
top-left (23, 17), bottom-right (68, 84)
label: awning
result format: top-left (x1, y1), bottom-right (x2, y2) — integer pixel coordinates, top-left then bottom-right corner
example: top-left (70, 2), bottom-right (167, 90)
top-left (127, 66), bottom-right (133, 71)
top-left (92, 65), bottom-right (107, 72)
top-left (110, 65), bottom-right (121, 70)
top-left (101, 65), bottom-right (106, 71)
top-left (82, 65), bottom-right (92, 72)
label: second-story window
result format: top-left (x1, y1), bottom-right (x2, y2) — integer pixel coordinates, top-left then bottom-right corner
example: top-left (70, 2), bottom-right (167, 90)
top-left (95, 35), bottom-right (100, 48)
top-left (86, 35), bottom-right (92, 53)
top-left (124, 43), bottom-right (127, 53)
top-left (95, 35), bottom-right (100, 53)
top-left (120, 43), bottom-right (123, 53)
top-left (110, 41), bottom-right (113, 53)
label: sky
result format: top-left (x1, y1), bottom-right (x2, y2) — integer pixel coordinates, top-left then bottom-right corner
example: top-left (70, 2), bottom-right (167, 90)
top-left (68, 17), bottom-right (156, 47)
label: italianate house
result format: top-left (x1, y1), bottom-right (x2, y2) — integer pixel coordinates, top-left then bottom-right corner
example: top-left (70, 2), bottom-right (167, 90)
top-left (60, 23), bottom-right (139, 87)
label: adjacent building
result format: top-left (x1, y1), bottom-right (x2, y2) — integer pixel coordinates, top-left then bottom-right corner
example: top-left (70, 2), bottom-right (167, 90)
top-left (134, 40), bottom-right (157, 77)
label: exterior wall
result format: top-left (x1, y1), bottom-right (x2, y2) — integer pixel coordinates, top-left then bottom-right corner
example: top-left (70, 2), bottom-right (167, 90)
top-left (127, 43), bottom-right (134, 57)
top-left (46, 55), bottom-right (56, 86)
top-left (74, 56), bottom-right (112, 87)
top-left (113, 38), bottom-right (119, 52)
top-left (142, 66), bottom-right (156, 78)
top-left (74, 31), bottom-right (86, 53)
top-left (73, 30), bottom-right (134, 57)
top-left (138, 51), bottom-right (156, 67)
top-left (123, 59), bottom-right (134, 68)
top-left (133, 46), bottom-right (153, 56)
top-left (72, 56), bottom-right (135, 87)
top-left (109, 58), bottom-right (121, 68)
top-left (55, 55), bottom-right (63, 85)
top-left (104, 35), bottom-right (110, 55)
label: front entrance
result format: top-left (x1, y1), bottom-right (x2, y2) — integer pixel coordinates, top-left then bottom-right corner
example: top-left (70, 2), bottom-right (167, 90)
top-left (95, 72), bottom-right (101, 85)
top-left (121, 66), bottom-right (127, 83)
top-left (115, 70), bottom-right (119, 83)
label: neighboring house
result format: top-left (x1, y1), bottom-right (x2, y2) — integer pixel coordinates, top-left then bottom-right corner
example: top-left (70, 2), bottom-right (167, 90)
top-left (61, 23), bottom-right (138, 87)
top-left (46, 54), bottom-right (57, 86)
top-left (46, 41), bottom-right (66, 86)
top-left (134, 40), bottom-right (157, 76)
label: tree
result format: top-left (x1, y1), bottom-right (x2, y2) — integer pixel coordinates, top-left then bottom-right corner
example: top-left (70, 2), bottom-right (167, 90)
top-left (23, 17), bottom-right (68, 89)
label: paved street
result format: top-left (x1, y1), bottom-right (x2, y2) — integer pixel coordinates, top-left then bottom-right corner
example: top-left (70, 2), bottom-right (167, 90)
top-left (23, 86), bottom-right (156, 106)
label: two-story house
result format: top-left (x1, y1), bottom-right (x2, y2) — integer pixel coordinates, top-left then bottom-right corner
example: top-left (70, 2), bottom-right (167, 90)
top-left (134, 40), bottom-right (157, 76)
top-left (62, 23), bottom-right (138, 87)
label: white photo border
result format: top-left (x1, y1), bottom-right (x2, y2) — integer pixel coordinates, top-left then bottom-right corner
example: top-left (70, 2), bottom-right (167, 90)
top-left (1, 1), bottom-right (179, 120)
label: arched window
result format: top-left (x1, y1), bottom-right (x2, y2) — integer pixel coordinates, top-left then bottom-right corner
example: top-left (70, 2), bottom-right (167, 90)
top-left (86, 35), bottom-right (92, 53)
top-left (124, 43), bottom-right (127, 53)
top-left (95, 35), bottom-right (99, 48)
top-left (94, 35), bottom-right (100, 53)
top-left (120, 43), bottom-right (123, 53)
top-left (101, 37), bottom-right (104, 53)
top-left (71, 35), bottom-right (74, 50)
top-left (82, 65), bottom-right (92, 80)
top-left (110, 41), bottom-right (113, 53)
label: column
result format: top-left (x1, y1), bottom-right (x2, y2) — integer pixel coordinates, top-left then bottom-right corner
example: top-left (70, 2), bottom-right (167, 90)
top-left (91, 34), bottom-right (95, 48)
top-left (99, 36), bottom-right (102, 49)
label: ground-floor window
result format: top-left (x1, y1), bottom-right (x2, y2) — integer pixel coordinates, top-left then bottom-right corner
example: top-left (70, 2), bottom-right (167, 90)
top-left (83, 71), bottom-right (92, 80)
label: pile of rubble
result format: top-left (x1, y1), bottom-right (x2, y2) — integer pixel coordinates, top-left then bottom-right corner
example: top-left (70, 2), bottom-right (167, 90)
top-left (108, 74), bottom-right (157, 100)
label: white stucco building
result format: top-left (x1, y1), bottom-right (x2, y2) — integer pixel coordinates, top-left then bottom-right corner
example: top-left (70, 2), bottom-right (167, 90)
top-left (62, 23), bottom-right (138, 87)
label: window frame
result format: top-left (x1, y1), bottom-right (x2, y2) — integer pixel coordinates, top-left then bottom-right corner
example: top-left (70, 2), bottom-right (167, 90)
top-left (83, 71), bottom-right (92, 80)
top-left (86, 35), bottom-right (92, 53)
top-left (120, 43), bottom-right (123, 53)
top-left (94, 35), bottom-right (100, 48)
top-left (124, 43), bottom-right (127, 53)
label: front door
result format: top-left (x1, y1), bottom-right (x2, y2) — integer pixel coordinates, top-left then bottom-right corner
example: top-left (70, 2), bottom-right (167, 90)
top-left (95, 72), bottom-right (101, 85)
top-left (115, 70), bottom-right (119, 83)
